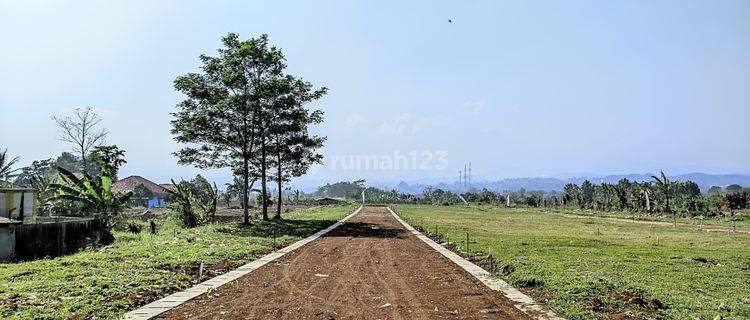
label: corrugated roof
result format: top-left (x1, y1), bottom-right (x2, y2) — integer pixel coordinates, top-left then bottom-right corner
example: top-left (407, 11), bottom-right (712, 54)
top-left (112, 176), bottom-right (170, 196)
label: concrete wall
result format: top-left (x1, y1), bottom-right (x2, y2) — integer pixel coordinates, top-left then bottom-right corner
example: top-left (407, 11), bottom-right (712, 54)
top-left (0, 189), bottom-right (35, 221)
top-left (1, 218), bottom-right (105, 262)
top-left (0, 224), bottom-right (18, 261)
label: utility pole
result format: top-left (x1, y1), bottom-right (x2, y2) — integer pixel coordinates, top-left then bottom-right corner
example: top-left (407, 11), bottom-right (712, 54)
top-left (468, 162), bottom-right (472, 190)
top-left (458, 170), bottom-right (462, 190)
top-left (464, 164), bottom-right (467, 189)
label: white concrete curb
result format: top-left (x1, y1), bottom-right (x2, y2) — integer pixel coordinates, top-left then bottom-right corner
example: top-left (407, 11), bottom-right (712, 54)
top-left (122, 206), bottom-right (363, 320)
top-left (387, 207), bottom-right (564, 320)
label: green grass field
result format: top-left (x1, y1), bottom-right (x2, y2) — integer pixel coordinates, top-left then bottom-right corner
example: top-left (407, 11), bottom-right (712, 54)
top-left (0, 205), bottom-right (355, 320)
top-left (394, 204), bottom-right (750, 320)
top-left (546, 207), bottom-right (750, 229)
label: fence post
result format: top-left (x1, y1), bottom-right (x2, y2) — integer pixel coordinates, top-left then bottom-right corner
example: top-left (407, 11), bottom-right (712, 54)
top-left (466, 232), bottom-right (470, 254)
top-left (488, 247), bottom-right (493, 273)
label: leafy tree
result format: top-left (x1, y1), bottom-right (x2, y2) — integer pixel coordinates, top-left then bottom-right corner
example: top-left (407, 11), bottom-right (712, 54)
top-left (88, 145), bottom-right (126, 180)
top-left (188, 175), bottom-right (211, 204)
top-left (266, 76), bottom-right (327, 219)
top-left (707, 186), bottom-right (723, 195)
top-left (614, 179), bottom-right (631, 210)
top-left (171, 33), bottom-right (286, 224)
top-left (55, 152), bottom-right (84, 173)
top-left (13, 158), bottom-right (56, 187)
top-left (717, 192), bottom-right (748, 215)
top-left (725, 184), bottom-right (743, 193)
top-left (679, 181), bottom-right (701, 198)
top-left (563, 183), bottom-right (580, 206)
top-left (52, 107), bottom-right (108, 168)
top-left (313, 180), bottom-right (366, 199)
top-left (580, 180), bottom-right (595, 208)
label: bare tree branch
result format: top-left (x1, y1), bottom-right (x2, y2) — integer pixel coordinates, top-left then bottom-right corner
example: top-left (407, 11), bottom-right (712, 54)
top-left (52, 107), bottom-right (108, 167)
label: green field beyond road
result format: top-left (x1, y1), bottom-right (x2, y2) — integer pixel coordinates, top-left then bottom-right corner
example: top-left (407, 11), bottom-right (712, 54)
top-left (0, 205), bottom-right (355, 319)
top-left (394, 204), bottom-right (750, 320)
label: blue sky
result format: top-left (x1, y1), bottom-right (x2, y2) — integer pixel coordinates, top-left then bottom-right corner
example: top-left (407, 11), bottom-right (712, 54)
top-left (1, 0), bottom-right (748, 188)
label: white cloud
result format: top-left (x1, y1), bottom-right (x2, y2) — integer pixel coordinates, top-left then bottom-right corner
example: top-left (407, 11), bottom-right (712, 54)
top-left (343, 114), bottom-right (366, 132)
top-left (410, 117), bottom-right (435, 134)
top-left (371, 113), bottom-right (435, 136)
top-left (462, 100), bottom-right (487, 112)
top-left (92, 107), bottom-right (121, 120)
top-left (374, 113), bottom-right (413, 135)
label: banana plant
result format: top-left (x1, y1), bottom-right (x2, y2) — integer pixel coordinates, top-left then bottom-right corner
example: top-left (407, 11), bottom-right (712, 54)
top-left (167, 179), bottom-right (197, 227)
top-left (196, 181), bottom-right (218, 222)
top-left (49, 166), bottom-right (131, 232)
top-left (31, 174), bottom-right (56, 216)
top-left (651, 170), bottom-right (676, 225)
top-left (635, 183), bottom-right (653, 213)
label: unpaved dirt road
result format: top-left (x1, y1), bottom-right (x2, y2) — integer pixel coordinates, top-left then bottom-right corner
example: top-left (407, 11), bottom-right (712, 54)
top-left (158, 207), bottom-right (529, 320)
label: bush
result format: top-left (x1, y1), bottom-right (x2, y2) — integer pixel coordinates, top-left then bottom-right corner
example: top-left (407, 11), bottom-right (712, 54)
top-left (167, 179), bottom-right (198, 228)
top-left (126, 222), bottom-right (143, 234)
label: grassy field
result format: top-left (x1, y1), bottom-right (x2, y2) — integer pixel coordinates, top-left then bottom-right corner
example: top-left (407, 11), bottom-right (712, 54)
top-left (0, 205), bottom-right (356, 320)
top-left (394, 204), bottom-right (750, 320)
top-left (546, 207), bottom-right (750, 229)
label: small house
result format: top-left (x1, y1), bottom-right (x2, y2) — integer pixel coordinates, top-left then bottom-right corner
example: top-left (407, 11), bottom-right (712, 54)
top-left (112, 176), bottom-right (170, 208)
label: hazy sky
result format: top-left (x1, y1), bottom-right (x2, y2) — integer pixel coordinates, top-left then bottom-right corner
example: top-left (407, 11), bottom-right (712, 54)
top-left (1, 0), bottom-right (748, 188)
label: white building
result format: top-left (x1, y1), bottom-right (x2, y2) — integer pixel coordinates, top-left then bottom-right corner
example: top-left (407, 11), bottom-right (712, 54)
top-left (0, 188), bottom-right (36, 222)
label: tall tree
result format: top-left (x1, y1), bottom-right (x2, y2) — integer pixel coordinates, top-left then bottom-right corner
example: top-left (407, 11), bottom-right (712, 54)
top-left (266, 76), bottom-right (327, 219)
top-left (52, 107), bottom-right (108, 168)
top-left (88, 145), bottom-right (126, 180)
top-left (171, 33), bottom-right (285, 224)
top-left (580, 180), bottom-right (595, 208)
top-left (13, 158), bottom-right (56, 187)
top-left (563, 183), bottom-right (580, 206)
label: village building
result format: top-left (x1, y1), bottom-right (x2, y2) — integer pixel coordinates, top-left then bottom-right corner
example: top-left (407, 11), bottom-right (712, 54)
top-left (112, 176), bottom-right (170, 208)
top-left (0, 188), bottom-right (36, 222)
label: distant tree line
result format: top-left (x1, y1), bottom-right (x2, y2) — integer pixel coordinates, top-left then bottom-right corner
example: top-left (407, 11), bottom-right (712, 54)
top-left (310, 173), bottom-right (749, 218)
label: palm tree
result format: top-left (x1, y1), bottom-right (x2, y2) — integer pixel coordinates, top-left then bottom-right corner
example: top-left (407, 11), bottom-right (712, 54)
top-left (0, 149), bottom-right (20, 186)
top-left (651, 170), bottom-right (676, 226)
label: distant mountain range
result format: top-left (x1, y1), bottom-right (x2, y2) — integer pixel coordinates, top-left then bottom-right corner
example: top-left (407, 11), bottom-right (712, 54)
top-left (374, 173), bottom-right (750, 195)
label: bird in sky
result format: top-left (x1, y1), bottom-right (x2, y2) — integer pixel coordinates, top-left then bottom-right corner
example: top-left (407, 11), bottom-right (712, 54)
top-left (448, 19), bottom-right (452, 23)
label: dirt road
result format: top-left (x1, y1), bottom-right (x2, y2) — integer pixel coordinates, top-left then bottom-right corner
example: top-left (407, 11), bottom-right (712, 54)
top-left (157, 207), bottom-right (529, 319)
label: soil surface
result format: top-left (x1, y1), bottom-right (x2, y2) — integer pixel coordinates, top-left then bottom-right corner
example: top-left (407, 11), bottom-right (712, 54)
top-left (157, 207), bottom-right (529, 320)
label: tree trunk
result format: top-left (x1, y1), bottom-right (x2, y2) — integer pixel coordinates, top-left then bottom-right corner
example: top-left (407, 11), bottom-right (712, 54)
top-left (242, 153), bottom-right (250, 225)
top-left (275, 141), bottom-right (283, 220)
top-left (260, 136), bottom-right (269, 221)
